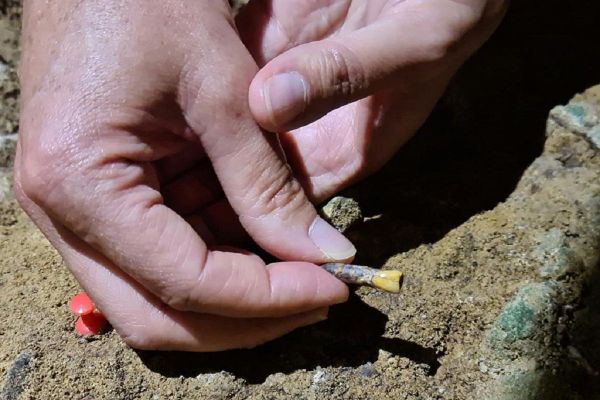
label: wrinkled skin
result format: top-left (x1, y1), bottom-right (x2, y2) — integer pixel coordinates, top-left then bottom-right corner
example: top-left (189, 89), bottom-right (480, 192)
top-left (15, 0), bottom-right (506, 351)
top-left (240, 0), bottom-right (507, 198)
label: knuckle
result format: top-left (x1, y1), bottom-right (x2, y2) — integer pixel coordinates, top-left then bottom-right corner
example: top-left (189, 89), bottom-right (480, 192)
top-left (145, 238), bottom-right (210, 313)
top-left (158, 280), bottom-right (203, 312)
top-left (16, 131), bottom-right (70, 205)
top-left (245, 162), bottom-right (308, 220)
top-left (160, 290), bottom-right (192, 312)
top-left (182, 60), bottom-right (254, 126)
top-left (422, 24), bottom-right (468, 61)
top-left (210, 70), bottom-right (248, 108)
top-left (16, 120), bottom-right (101, 215)
top-left (310, 43), bottom-right (366, 98)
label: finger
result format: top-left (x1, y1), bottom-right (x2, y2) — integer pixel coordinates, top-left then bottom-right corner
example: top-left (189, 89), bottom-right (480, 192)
top-left (62, 230), bottom-right (331, 352)
top-left (13, 183), bottom-right (328, 351)
top-left (248, 0), bottom-right (506, 132)
top-left (180, 20), bottom-right (356, 263)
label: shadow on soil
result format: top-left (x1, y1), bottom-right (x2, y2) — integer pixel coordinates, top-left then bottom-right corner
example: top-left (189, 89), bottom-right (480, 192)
top-left (556, 260), bottom-right (600, 399)
top-left (139, 1), bottom-right (600, 384)
top-left (137, 294), bottom-right (440, 384)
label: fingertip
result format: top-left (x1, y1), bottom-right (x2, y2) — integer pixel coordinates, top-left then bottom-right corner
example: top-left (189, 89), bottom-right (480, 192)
top-left (248, 72), bottom-right (281, 132)
top-left (326, 275), bottom-right (351, 305)
top-left (313, 265), bottom-right (350, 306)
top-left (268, 261), bottom-right (350, 309)
top-left (266, 71), bottom-right (307, 127)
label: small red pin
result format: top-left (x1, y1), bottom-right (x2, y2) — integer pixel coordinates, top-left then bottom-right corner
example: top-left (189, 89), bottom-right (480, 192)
top-left (75, 311), bottom-right (108, 336)
top-left (69, 292), bottom-right (107, 336)
top-left (69, 292), bottom-right (95, 316)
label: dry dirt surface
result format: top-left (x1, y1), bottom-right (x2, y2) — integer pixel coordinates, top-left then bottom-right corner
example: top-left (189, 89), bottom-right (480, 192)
top-left (2, 2), bottom-right (600, 400)
top-left (0, 0), bottom-right (19, 135)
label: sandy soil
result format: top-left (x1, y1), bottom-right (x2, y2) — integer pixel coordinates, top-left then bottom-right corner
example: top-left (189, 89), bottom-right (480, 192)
top-left (0, 0), bottom-right (19, 135)
top-left (2, 2), bottom-right (600, 400)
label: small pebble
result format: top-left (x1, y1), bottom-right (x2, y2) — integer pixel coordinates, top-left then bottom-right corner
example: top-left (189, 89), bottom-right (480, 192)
top-left (358, 362), bottom-right (377, 378)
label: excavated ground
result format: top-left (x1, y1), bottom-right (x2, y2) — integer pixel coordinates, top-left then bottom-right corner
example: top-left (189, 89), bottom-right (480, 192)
top-left (2, 2), bottom-right (600, 399)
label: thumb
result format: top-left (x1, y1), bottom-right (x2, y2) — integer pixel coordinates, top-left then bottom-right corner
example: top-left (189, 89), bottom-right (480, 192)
top-left (248, 0), bottom-right (504, 132)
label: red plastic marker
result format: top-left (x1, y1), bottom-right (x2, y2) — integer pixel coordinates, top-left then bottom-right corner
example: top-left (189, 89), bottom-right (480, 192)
top-left (69, 291), bottom-right (108, 336)
top-left (75, 312), bottom-right (108, 336)
top-left (69, 292), bottom-right (95, 316)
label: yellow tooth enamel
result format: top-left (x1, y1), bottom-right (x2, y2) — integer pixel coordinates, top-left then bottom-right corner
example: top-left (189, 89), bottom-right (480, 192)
top-left (372, 271), bottom-right (403, 293)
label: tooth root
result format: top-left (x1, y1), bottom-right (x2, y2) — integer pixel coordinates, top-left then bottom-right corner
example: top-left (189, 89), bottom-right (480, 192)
top-left (321, 263), bottom-right (403, 293)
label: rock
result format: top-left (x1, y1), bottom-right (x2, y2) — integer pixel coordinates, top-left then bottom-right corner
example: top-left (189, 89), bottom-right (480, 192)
top-left (311, 369), bottom-right (327, 385)
top-left (532, 229), bottom-right (582, 279)
top-left (320, 196), bottom-right (363, 233)
top-left (486, 281), bottom-right (559, 356)
top-left (476, 85), bottom-right (600, 399)
top-left (357, 362), bottom-right (377, 378)
top-left (486, 360), bottom-right (563, 400)
top-left (1, 352), bottom-right (32, 400)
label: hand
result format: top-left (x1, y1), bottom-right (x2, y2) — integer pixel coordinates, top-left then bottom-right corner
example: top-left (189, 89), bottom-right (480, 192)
top-left (15, 0), bottom-right (355, 351)
top-left (239, 0), bottom-right (508, 200)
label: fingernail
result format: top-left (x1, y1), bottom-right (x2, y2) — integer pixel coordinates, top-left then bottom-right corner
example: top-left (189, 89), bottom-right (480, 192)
top-left (309, 216), bottom-right (357, 262)
top-left (263, 72), bottom-right (307, 126)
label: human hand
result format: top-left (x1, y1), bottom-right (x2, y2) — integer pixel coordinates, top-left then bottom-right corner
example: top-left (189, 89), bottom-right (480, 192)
top-left (14, 0), bottom-right (355, 351)
top-left (239, 0), bottom-right (508, 200)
